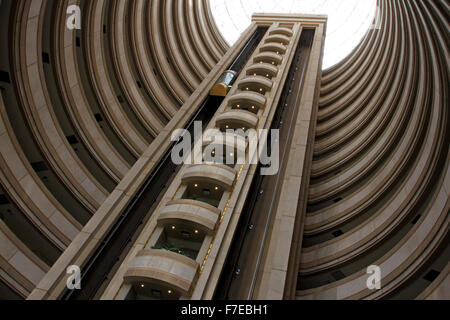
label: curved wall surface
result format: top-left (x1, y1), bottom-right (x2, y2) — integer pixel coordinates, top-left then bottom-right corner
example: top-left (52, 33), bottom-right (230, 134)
top-left (297, 0), bottom-right (449, 300)
top-left (0, 0), bottom-right (448, 300)
top-left (0, 0), bottom-right (227, 298)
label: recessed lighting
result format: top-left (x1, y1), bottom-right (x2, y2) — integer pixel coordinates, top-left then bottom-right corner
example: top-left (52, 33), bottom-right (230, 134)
top-left (194, 230), bottom-right (199, 234)
top-left (171, 225), bottom-right (176, 230)
top-left (259, 88), bottom-right (263, 91)
top-left (215, 186), bottom-right (219, 190)
top-left (266, 74), bottom-right (269, 77)
top-left (237, 104), bottom-right (240, 107)
top-left (251, 106), bottom-right (255, 109)
top-left (246, 87), bottom-right (249, 90)
top-left (140, 284), bottom-right (145, 288)
top-left (168, 290), bottom-right (172, 294)
top-left (194, 184), bottom-right (198, 187)
top-left (226, 125), bottom-right (229, 129)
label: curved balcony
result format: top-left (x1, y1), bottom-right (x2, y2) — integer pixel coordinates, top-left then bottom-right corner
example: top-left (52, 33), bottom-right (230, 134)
top-left (203, 131), bottom-right (246, 148)
top-left (246, 63), bottom-right (279, 78)
top-left (216, 110), bottom-right (259, 131)
top-left (124, 249), bottom-right (199, 296)
top-left (269, 27), bottom-right (293, 37)
top-left (238, 76), bottom-right (273, 93)
top-left (158, 199), bottom-right (221, 234)
top-left (254, 52), bottom-right (283, 65)
top-left (181, 164), bottom-right (236, 191)
top-left (260, 42), bottom-right (287, 54)
top-left (228, 91), bottom-right (266, 110)
top-left (265, 34), bottom-right (290, 45)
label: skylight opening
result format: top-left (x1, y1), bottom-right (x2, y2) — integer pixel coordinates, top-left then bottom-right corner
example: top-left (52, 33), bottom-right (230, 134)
top-left (209, 0), bottom-right (378, 70)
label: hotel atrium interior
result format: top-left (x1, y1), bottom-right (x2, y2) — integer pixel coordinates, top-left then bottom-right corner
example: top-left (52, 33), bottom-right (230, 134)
top-left (0, 0), bottom-right (448, 301)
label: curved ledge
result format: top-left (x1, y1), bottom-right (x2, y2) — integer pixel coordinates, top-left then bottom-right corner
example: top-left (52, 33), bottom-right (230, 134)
top-left (238, 76), bottom-right (273, 92)
top-left (269, 27), bottom-right (293, 37)
top-left (84, 0), bottom-right (148, 157)
top-left (0, 220), bottom-right (49, 296)
top-left (260, 43), bottom-right (287, 54)
top-left (228, 92), bottom-right (267, 110)
top-left (181, 164), bottom-right (236, 190)
top-left (56, 6), bottom-right (130, 182)
top-left (216, 110), bottom-right (259, 130)
top-left (202, 132), bottom-right (247, 155)
top-left (124, 249), bottom-right (199, 296)
top-left (264, 34), bottom-right (290, 45)
top-left (246, 63), bottom-right (279, 78)
top-left (298, 0), bottom-right (450, 300)
top-left (254, 52), bottom-right (283, 65)
top-left (0, 94), bottom-right (80, 247)
top-left (158, 199), bottom-right (221, 233)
